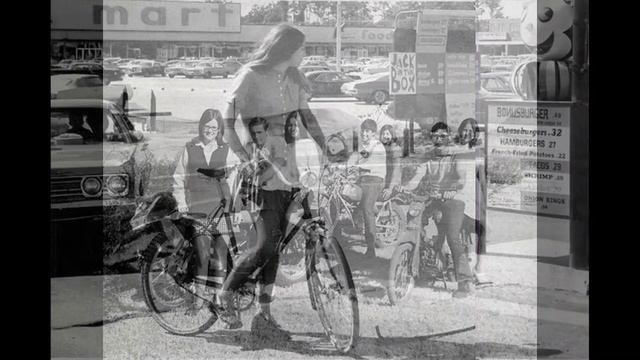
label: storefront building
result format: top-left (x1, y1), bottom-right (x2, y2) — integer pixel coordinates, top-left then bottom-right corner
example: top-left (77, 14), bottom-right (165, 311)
top-left (476, 19), bottom-right (527, 56)
top-left (51, 0), bottom-right (395, 61)
top-left (51, 0), bottom-right (526, 61)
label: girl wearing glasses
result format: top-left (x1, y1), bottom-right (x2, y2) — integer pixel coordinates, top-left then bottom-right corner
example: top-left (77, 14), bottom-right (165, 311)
top-left (172, 108), bottom-right (233, 311)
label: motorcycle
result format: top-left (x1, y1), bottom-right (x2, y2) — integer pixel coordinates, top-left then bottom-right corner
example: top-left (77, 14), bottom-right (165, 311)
top-left (387, 189), bottom-right (482, 305)
top-left (318, 164), bottom-right (406, 248)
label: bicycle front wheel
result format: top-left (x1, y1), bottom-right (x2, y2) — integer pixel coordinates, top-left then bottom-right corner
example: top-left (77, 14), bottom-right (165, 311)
top-left (140, 234), bottom-right (218, 336)
top-left (307, 232), bottom-right (359, 352)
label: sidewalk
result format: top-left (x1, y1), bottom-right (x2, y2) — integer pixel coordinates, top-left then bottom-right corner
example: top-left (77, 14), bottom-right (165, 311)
top-left (486, 238), bottom-right (589, 295)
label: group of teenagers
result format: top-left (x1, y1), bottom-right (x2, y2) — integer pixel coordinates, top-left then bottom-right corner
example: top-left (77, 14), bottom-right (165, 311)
top-left (168, 23), bottom-right (488, 342)
top-left (324, 114), bottom-right (489, 294)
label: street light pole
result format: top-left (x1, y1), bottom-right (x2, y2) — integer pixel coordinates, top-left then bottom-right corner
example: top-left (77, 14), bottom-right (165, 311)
top-left (336, 0), bottom-right (342, 71)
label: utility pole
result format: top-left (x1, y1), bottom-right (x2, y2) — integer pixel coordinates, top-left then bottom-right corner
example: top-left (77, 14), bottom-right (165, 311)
top-left (336, 0), bottom-right (342, 71)
top-left (570, 0), bottom-right (589, 270)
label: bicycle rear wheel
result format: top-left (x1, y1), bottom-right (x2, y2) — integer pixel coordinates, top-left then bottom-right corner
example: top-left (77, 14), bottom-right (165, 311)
top-left (140, 234), bottom-right (218, 336)
top-left (307, 232), bottom-right (359, 352)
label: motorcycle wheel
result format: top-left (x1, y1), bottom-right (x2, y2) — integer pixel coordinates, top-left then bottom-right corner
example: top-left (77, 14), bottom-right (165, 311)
top-left (276, 228), bottom-right (307, 286)
top-left (307, 229), bottom-right (359, 353)
top-left (387, 242), bottom-right (416, 305)
top-left (140, 233), bottom-right (218, 336)
top-left (375, 205), bottom-right (406, 248)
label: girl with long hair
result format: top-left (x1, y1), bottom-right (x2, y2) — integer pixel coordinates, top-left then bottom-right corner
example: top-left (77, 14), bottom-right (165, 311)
top-left (379, 124), bottom-right (403, 200)
top-left (219, 23), bottom-right (327, 340)
top-left (455, 118), bottom-right (490, 285)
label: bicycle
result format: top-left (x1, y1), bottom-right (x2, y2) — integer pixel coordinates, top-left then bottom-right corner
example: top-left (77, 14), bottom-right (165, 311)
top-left (136, 163), bottom-right (360, 352)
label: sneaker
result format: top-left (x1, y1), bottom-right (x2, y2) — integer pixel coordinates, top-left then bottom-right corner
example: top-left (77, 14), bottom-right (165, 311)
top-left (474, 272), bottom-right (492, 285)
top-left (217, 291), bottom-right (242, 329)
top-left (251, 312), bottom-right (291, 341)
top-left (453, 281), bottom-right (474, 299)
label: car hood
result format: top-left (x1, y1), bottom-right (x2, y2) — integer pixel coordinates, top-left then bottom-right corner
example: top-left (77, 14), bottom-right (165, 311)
top-left (51, 142), bottom-right (138, 170)
top-left (55, 84), bottom-right (134, 104)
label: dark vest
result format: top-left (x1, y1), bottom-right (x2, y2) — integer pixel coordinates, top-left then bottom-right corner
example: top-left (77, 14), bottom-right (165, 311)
top-left (184, 139), bottom-right (230, 214)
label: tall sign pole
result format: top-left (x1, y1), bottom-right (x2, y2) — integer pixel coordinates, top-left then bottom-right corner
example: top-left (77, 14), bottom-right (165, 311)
top-left (570, 0), bottom-right (589, 270)
top-left (336, 0), bottom-right (342, 70)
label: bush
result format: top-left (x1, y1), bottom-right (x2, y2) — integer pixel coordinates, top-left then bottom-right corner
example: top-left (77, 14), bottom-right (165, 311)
top-left (487, 156), bottom-right (523, 185)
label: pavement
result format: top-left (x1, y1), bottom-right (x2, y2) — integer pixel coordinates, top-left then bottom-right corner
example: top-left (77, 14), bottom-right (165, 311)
top-left (51, 208), bottom-right (589, 359)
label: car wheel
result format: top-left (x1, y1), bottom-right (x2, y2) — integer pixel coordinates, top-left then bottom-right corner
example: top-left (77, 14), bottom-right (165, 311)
top-left (168, 74), bottom-right (175, 78)
top-left (186, 75), bottom-right (193, 79)
top-left (223, 73), bottom-right (228, 79)
top-left (204, 72), bottom-right (211, 79)
top-left (372, 90), bottom-right (388, 104)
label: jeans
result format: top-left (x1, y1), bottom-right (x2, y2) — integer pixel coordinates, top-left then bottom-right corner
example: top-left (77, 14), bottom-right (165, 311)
top-left (357, 175), bottom-right (385, 253)
top-left (463, 214), bottom-right (486, 255)
top-left (427, 199), bottom-right (473, 283)
top-left (222, 190), bottom-right (293, 303)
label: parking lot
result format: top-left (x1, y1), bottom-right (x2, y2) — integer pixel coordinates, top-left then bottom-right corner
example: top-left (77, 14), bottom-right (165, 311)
top-left (112, 74), bottom-right (395, 122)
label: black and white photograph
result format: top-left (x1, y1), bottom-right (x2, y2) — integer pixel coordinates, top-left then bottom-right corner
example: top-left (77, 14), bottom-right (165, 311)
top-left (50, 0), bottom-right (589, 358)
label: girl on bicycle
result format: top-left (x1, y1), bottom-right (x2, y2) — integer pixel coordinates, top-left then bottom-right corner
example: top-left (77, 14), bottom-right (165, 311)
top-left (172, 108), bottom-right (234, 310)
top-left (219, 24), bottom-right (327, 340)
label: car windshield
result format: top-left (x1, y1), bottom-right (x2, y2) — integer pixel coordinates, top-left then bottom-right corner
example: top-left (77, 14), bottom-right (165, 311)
top-left (51, 108), bottom-right (130, 145)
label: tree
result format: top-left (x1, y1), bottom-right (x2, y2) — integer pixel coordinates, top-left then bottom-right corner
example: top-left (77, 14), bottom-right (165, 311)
top-left (242, 2), bottom-right (284, 24)
top-left (477, 0), bottom-right (504, 19)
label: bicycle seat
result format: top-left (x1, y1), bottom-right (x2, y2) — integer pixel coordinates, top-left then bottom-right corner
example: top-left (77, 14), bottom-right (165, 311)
top-left (197, 168), bottom-right (226, 180)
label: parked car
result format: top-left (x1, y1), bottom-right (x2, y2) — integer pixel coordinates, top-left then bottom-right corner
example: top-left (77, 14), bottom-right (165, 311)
top-left (66, 62), bottom-right (124, 83)
top-left (305, 71), bottom-right (358, 98)
top-left (338, 60), bottom-right (361, 73)
top-left (165, 60), bottom-right (198, 78)
top-left (103, 57), bottom-right (121, 66)
top-left (51, 74), bottom-right (134, 109)
top-left (116, 58), bottom-right (136, 67)
top-left (301, 60), bottom-right (330, 67)
top-left (183, 61), bottom-right (229, 78)
top-left (125, 60), bottom-right (165, 77)
top-left (299, 65), bottom-right (331, 74)
top-left (362, 60), bottom-right (389, 75)
top-left (56, 59), bottom-right (76, 69)
top-left (303, 55), bottom-right (327, 63)
top-left (219, 59), bottom-right (243, 75)
top-left (51, 98), bottom-right (153, 276)
top-left (341, 72), bottom-right (390, 104)
top-left (163, 59), bottom-right (182, 68)
top-left (118, 60), bottom-right (143, 74)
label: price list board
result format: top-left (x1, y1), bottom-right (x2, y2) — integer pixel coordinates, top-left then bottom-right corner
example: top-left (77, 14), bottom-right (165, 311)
top-left (487, 100), bottom-right (571, 217)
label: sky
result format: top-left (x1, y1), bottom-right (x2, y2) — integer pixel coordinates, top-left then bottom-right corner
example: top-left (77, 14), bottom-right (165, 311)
top-left (169, 0), bottom-right (528, 19)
